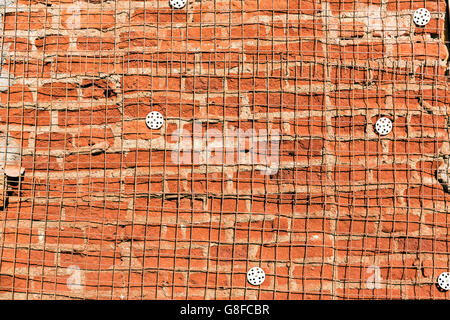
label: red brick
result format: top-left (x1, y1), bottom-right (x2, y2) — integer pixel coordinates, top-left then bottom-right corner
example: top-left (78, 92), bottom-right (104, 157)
top-left (62, 10), bottom-right (115, 30)
top-left (389, 138), bottom-right (444, 156)
top-left (257, 0), bottom-right (321, 14)
top-left (81, 79), bottom-right (117, 100)
top-left (404, 185), bottom-right (449, 209)
top-left (3, 37), bottom-right (32, 52)
top-left (45, 227), bottom-right (85, 245)
top-left (6, 59), bottom-right (52, 78)
top-left (280, 139), bottom-right (324, 162)
top-left (289, 117), bottom-right (326, 136)
top-left (336, 237), bottom-right (392, 256)
top-left (330, 66), bottom-right (371, 85)
top-left (372, 163), bottom-right (413, 184)
top-left (336, 218), bottom-right (377, 234)
top-left (131, 9), bottom-right (187, 24)
top-left (124, 175), bottom-right (164, 194)
top-left (386, 0), bottom-right (446, 12)
top-left (3, 227), bottom-right (40, 244)
top-left (330, 89), bottom-right (387, 109)
top-left (3, 11), bottom-right (51, 31)
top-left (328, 140), bottom-right (382, 160)
top-left (59, 250), bottom-right (119, 269)
top-left (286, 20), bottom-right (324, 38)
top-left (410, 114), bottom-right (447, 136)
top-left (335, 188), bottom-right (397, 215)
top-left (415, 65), bottom-right (447, 84)
top-left (64, 200), bottom-right (128, 223)
top-left (381, 211), bottom-right (421, 233)
top-left (77, 36), bottom-right (115, 51)
top-left (0, 109), bottom-right (51, 126)
top-left (333, 165), bottom-right (368, 184)
top-left (58, 105), bottom-right (121, 127)
top-left (0, 84), bottom-right (34, 104)
top-left (288, 64), bottom-right (326, 85)
top-left (35, 35), bottom-right (70, 52)
top-left (54, 56), bottom-right (121, 75)
top-left (38, 82), bottom-right (78, 102)
top-left (415, 18), bottom-right (445, 35)
top-left (328, 43), bottom-right (385, 62)
top-left (63, 153), bottom-right (123, 170)
top-left (396, 237), bottom-right (449, 254)
top-left (35, 132), bottom-right (72, 151)
top-left (338, 21), bottom-right (366, 38)
top-left (22, 155), bottom-right (61, 171)
top-left (75, 127), bottom-right (114, 148)
top-left (186, 76), bottom-right (223, 92)
top-left (122, 75), bottom-right (180, 92)
top-left (332, 115), bottom-right (366, 136)
top-left (124, 149), bottom-right (166, 168)
top-left (292, 218), bottom-right (332, 233)
top-left (393, 42), bottom-right (448, 61)
top-left (328, 0), bottom-right (382, 14)
top-left (118, 31), bottom-right (157, 49)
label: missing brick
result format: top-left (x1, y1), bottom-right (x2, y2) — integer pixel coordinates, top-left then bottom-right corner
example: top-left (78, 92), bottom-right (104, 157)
top-left (0, 133), bottom-right (24, 209)
top-left (437, 155), bottom-right (450, 193)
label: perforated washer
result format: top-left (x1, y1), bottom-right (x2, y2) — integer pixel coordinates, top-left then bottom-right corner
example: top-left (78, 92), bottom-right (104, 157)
top-left (247, 267), bottom-right (265, 286)
top-left (169, 0), bottom-right (186, 9)
top-left (146, 111), bottom-right (164, 130)
top-left (375, 117), bottom-right (393, 136)
top-left (413, 8), bottom-right (431, 26)
top-left (438, 272), bottom-right (450, 291)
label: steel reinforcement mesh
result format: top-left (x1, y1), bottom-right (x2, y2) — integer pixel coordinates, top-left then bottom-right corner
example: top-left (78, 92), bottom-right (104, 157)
top-left (0, 0), bottom-right (448, 299)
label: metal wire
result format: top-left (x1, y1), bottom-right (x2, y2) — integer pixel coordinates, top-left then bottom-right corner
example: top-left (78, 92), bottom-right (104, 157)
top-left (0, 0), bottom-right (448, 299)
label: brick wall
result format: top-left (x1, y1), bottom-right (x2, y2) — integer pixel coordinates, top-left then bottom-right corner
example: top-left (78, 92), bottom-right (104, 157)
top-left (0, 0), bottom-right (449, 299)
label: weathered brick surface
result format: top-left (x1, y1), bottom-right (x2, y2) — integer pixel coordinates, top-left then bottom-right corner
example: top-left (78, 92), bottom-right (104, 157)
top-left (0, 0), bottom-right (449, 300)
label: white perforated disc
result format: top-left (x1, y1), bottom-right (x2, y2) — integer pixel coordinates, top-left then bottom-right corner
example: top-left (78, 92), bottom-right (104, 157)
top-left (413, 8), bottom-right (431, 26)
top-left (438, 272), bottom-right (450, 291)
top-left (375, 117), bottom-right (393, 136)
top-left (169, 0), bottom-right (186, 9)
top-left (247, 267), bottom-right (265, 286)
top-left (145, 111), bottom-right (164, 130)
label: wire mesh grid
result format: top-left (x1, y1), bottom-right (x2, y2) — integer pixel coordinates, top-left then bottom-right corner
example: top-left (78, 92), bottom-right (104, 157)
top-left (0, 0), bottom-right (448, 299)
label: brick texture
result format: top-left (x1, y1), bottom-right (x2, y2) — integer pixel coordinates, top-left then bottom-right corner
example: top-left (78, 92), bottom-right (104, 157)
top-left (0, 0), bottom-right (449, 300)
